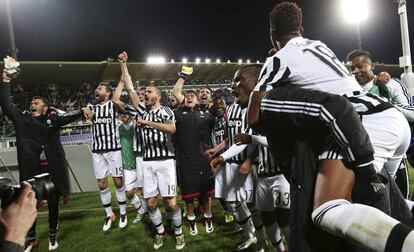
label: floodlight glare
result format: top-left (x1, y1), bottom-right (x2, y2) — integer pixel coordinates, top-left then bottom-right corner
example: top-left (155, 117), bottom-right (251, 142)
top-left (205, 58), bottom-right (211, 63)
top-left (238, 59), bottom-right (243, 64)
top-left (170, 59), bottom-right (175, 63)
top-left (216, 58), bottom-right (221, 63)
top-left (147, 56), bottom-right (166, 64)
top-left (182, 57), bottom-right (188, 63)
top-left (256, 60), bottom-right (260, 63)
top-left (341, 0), bottom-right (369, 24)
top-left (195, 58), bottom-right (201, 64)
top-left (246, 59), bottom-right (251, 64)
top-left (227, 60), bottom-right (231, 63)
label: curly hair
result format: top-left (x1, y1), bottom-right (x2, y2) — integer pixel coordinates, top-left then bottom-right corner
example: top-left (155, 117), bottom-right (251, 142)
top-left (269, 1), bottom-right (302, 36)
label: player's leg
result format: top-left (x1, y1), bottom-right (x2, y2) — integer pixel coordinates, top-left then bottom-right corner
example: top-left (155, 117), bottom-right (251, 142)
top-left (47, 190), bottom-right (60, 251)
top-left (312, 159), bottom-right (414, 252)
top-left (158, 159), bottom-right (185, 250)
top-left (108, 151), bottom-right (127, 229)
top-left (215, 164), bottom-right (233, 223)
top-left (92, 153), bottom-right (115, 231)
top-left (123, 169), bottom-right (144, 224)
top-left (226, 163), bottom-right (256, 251)
top-left (136, 154), bottom-right (148, 214)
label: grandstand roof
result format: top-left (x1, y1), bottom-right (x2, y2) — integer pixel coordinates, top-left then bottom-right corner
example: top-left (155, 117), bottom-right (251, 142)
top-left (1, 61), bottom-right (411, 86)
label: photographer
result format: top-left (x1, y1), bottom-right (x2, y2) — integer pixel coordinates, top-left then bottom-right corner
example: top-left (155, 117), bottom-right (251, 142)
top-left (1, 58), bottom-right (91, 251)
top-left (0, 182), bottom-right (38, 252)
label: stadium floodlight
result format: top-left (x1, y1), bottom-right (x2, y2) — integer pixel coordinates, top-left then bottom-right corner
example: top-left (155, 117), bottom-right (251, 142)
top-left (227, 60), bottom-right (231, 63)
top-left (205, 58), bottom-right (211, 63)
top-left (182, 57), bottom-right (188, 63)
top-left (340, 0), bottom-right (369, 50)
top-left (216, 58), bottom-right (221, 63)
top-left (195, 58), bottom-right (201, 64)
top-left (246, 59), bottom-right (251, 64)
top-left (170, 59), bottom-right (175, 63)
top-left (147, 56), bottom-right (166, 65)
top-left (256, 60), bottom-right (260, 63)
top-left (238, 59), bottom-right (243, 64)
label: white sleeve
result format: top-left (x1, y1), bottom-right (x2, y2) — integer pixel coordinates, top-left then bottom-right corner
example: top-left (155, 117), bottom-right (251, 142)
top-left (395, 104), bottom-right (414, 122)
top-left (220, 143), bottom-right (247, 161)
top-left (388, 78), bottom-right (413, 105)
top-left (254, 55), bottom-right (289, 92)
top-left (251, 135), bottom-right (268, 147)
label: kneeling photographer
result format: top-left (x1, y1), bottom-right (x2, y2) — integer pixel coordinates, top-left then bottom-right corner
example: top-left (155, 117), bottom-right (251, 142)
top-left (1, 56), bottom-right (91, 251)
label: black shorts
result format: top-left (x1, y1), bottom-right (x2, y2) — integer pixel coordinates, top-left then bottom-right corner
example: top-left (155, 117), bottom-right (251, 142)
top-left (176, 150), bottom-right (214, 199)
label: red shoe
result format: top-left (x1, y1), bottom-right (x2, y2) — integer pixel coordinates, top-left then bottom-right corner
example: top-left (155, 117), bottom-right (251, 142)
top-left (24, 239), bottom-right (38, 252)
top-left (63, 195), bottom-right (72, 204)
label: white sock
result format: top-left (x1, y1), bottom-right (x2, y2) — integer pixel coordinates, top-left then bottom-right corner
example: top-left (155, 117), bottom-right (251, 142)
top-left (228, 202), bottom-right (255, 239)
top-left (172, 208), bottom-right (183, 236)
top-left (116, 186), bottom-right (127, 215)
top-left (100, 187), bottom-right (113, 217)
top-left (139, 194), bottom-right (148, 213)
top-left (149, 208), bottom-right (165, 235)
top-left (312, 199), bottom-right (414, 251)
top-left (130, 194), bottom-right (145, 215)
top-left (265, 223), bottom-right (285, 252)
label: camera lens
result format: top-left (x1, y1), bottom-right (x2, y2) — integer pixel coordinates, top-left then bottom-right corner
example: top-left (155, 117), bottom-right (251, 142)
top-left (27, 173), bottom-right (55, 201)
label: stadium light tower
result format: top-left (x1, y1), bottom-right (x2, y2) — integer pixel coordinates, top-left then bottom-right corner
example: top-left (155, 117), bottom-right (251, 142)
top-left (6, 0), bottom-right (18, 57)
top-left (397, 0), bottom-right (414, 96)
top-left (340, 0), bottom-right (369, 50)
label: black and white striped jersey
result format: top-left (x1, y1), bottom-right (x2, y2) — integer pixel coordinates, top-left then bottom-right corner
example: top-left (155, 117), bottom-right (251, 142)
top-left (135, 103), bottom-right (175, 161)
top-left (211, 116), bottom-right (227, 155)
top-left (255, 134), bottom-right (282, 177)
top-left (89, 100), bottom-right (121, 152)
top-left (255, 36), bottom-right (393, 115)
top-left (226, 103), bottom-right (251, 163)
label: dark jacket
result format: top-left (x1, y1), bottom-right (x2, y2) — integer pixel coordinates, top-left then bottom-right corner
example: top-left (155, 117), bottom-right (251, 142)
top-left (0, 82), bottom-right (83, 195)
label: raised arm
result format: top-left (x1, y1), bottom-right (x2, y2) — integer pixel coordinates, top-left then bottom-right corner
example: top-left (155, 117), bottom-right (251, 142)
top-left (112, 78), bottom-right (126, 112)
top-left (118, 52), bottom-right (140, 108)
top-left (171, 66), bottom-right (193, 104)
top-left (0, 69), bottom-right (22, 123)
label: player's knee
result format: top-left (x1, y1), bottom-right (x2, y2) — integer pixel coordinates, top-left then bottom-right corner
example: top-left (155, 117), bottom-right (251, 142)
top-left (97, 179), bottom-right (108, 189)
top-left (113, 177), bottom-right (123, 188)
top-left (125, 190), bottom-right (134, 199)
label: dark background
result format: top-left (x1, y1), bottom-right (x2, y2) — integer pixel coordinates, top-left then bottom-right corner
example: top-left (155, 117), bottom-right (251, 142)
top-left (0, 0), bottom-right (412, 63)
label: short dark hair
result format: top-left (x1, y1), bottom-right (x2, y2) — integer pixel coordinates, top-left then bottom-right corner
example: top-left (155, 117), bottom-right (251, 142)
top-left (32, 96), bottom-right (49, 106)
top-left (186, 89), bottom-right (198, 97)
top-left (239, 64), bottom-right (263, 82)
top-left (99, 82), bottom-right (113, 98)
top-left (199, 86), bottom-right (212, 94)
top-left (346, 50), bottom-right (372, 62)
top-left (269, 2), bottom-right (302, 36)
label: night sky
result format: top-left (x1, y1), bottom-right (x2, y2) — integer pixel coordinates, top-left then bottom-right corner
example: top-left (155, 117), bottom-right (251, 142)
top-left (0, 0), bottom-right (412, 64)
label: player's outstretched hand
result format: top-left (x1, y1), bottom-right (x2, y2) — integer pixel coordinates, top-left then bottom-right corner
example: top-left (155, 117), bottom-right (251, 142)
top-left (178, 66), bottom-right (193, 80)
top-left (239, 158), bottom-right (251, 175)
top-left (118, 51), bottom-right (128, 63)
top-left (374, 71), bottom-right (391, 85)
top-left (234, 133), bottom-right (252, 145)
top-left (82, 107), bottom-right (94, 120)
top-left (210, 156), bottom-right (224, 174)
top-left (204, 147), bottom-right (218, 159)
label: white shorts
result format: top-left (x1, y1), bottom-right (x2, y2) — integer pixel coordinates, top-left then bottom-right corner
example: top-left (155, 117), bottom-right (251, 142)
top-left (256, 174), bottom-right (290, 211)
top-left (124, 169), bottom-right (138, 191)
top-left (142, 159), bottom-right (177, 199)
top-left (224, 162), bottom-right (256, 203)
top-left (214, 164), bottom-right (226, 199)
top-left (362, 108), bottom-right (411, 175)
top-left (92, 151), bottom-right (123, 179)
top-left (136, 155), bottom-right (144, 188)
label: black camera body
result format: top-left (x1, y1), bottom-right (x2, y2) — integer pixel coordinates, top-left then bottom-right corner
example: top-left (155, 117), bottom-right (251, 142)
top-left (0, 173), bottom-right (55, 208)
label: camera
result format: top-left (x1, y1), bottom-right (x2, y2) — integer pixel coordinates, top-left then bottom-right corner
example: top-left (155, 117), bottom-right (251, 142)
top-left (0, 173), bottom-right (55, 208)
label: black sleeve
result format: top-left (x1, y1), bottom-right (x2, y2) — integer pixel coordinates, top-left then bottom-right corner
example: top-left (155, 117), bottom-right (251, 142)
top-left (0, 82), bottom-right (22, 123)
top-left (50, 109), bottom-right (83, 128)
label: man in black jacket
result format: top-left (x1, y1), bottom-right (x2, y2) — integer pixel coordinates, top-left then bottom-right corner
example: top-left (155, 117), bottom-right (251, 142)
top-left (1, 67), bottom-right (89, 251)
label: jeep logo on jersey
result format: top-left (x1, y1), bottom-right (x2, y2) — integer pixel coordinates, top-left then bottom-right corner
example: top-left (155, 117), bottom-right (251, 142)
top-left (94, 117), bottom-right (113, 124)
top-left (228, 119), bottom-right (242, 128)
top-left (215, 129), bottom-right (225, 136)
